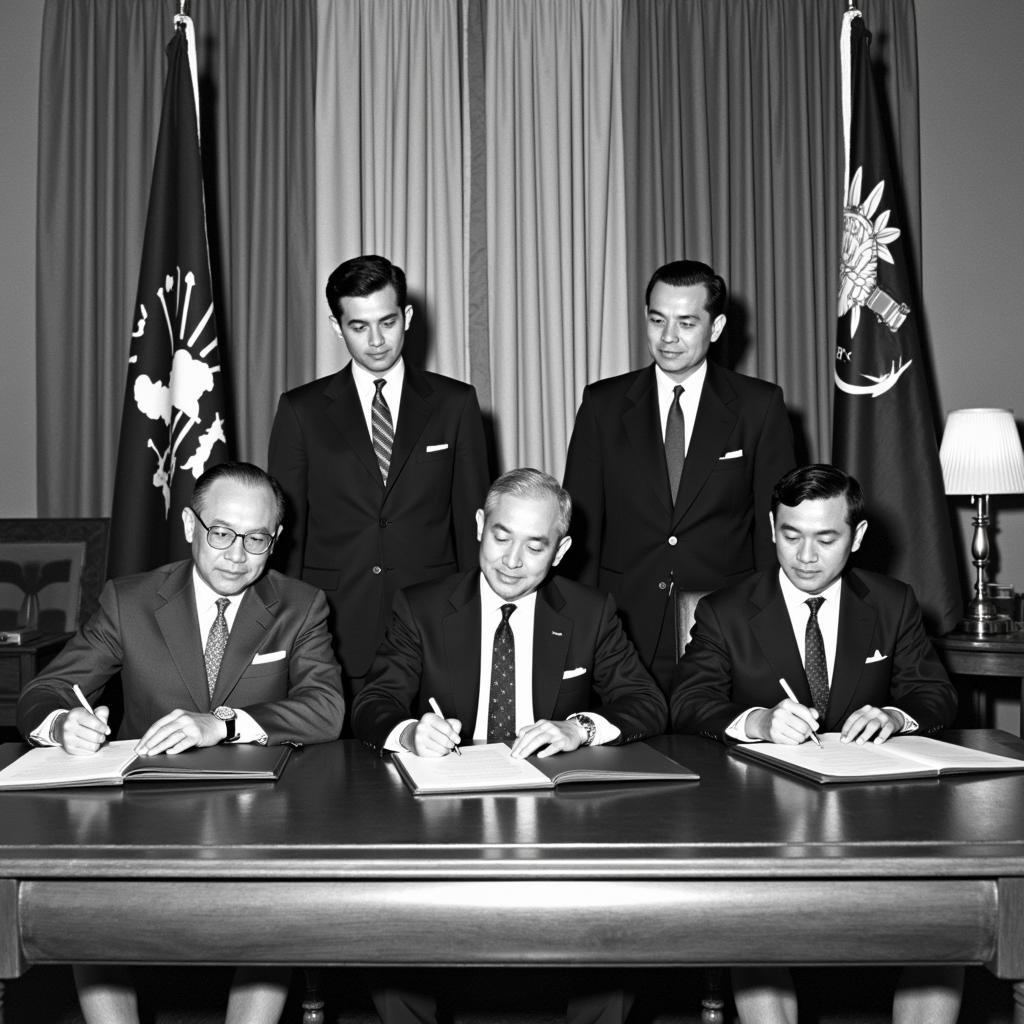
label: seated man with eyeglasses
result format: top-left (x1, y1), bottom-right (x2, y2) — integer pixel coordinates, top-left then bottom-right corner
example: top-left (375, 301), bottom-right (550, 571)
top-left (17, 460), bottom-right (345, 1024)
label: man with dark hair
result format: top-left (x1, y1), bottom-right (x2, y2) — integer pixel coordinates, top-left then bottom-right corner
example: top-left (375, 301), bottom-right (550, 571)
top-left (269, 254), bottom-right (490, 708)
top-left (353, 468), bottom-right (666, 1024)
top-left (562, 259), bottom-right (795, 695)
top-left (18, 461), bottom-right (345, 1024)
top-left (670, 463), bottom-right (960, 1024)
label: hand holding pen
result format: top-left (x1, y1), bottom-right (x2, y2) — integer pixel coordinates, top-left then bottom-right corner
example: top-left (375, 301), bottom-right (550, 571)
top-left (55, 684), bottom-right (111, 756)
top-left (399, 696), bottom-right (464, 758)
top-left (777, 678), bottom-right (823, 748)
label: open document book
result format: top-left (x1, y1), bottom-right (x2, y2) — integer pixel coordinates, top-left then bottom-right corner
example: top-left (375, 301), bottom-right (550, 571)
top-left (0, 740), bottom-right (292, 790)
top-left (731, 733), bottom-right (1024, 784)
top-left (391, 740), bottom-right (698, 795)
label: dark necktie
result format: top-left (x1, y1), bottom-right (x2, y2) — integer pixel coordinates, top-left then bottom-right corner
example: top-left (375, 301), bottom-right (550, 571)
top-left (487, 603), bottom-right (517, 743)
top-left (371, 378), bottom-right (394, 484)
top-left (664, 384), bottom-right (686, 501)
top-left (804, 597), bottom-right (829, 718)
top-left (205, 597), bottom-right (230, 701)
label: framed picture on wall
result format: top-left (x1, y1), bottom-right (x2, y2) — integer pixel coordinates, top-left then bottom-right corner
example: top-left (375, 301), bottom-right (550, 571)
top-left (0, 520), bottom-right (109, 634)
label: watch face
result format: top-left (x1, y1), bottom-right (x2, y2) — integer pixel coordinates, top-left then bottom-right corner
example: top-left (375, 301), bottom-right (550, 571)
top-left (213, 706), bottom-right (235, 721)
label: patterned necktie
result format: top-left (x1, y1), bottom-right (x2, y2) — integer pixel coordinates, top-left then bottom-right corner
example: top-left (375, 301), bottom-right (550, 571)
top-left (487, 603), bottom-right (517, 743)
top-left (371, 378), bottom-right (394, 484)
top-left (804, 597), bottom-right (829, 718)
top-left (204, 597), bottom-right (230, 701)
top-left (664, 384), bottom-right (686, 502)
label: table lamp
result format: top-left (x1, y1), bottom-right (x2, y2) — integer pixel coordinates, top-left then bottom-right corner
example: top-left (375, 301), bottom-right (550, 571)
top-left (939, 408), bottom-right (1024, 636)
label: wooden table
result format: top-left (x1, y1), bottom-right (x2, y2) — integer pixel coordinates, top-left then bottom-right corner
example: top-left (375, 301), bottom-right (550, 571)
top-left (934, 630), bottom-right (1024, 735)
top-left (0, 634), bottom-right (71, 730)
top-left (3, 732), bottom-right (1024, 1021)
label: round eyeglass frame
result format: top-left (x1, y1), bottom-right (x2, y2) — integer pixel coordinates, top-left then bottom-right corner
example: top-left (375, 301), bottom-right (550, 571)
top-left (188, 507), bottom-right (275, 555)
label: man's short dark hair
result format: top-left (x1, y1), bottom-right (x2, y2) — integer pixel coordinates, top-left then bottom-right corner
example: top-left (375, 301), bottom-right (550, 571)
top-left (644, 259), bottom-right (727, 320)
top-left (191, 462), bottom-right (286, 529)
top-left (484, 468), bottom-right (572, 539)
top-left (770, 464), bottom-right (866, 527)
top-left (325, 255), bottom-right (408, 319)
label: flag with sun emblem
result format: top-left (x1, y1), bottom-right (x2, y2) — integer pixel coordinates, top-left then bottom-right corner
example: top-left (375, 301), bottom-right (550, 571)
top-left (108, 14), bottom-right (230, 579)
top-left (833, 8), bottom-right (960, 634)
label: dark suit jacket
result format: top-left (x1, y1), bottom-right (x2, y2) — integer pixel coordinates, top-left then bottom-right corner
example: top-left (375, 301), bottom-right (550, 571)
top-left (561, 360), bottom-right (795, 671)
top-left (351, 571), bottom-right (668, 754)
top-left (17, 560), bottom-right (345, 745)
top-left (669, 568), bottom-right (958, 742)
top-left (268, 361), bottom-right (490, 679)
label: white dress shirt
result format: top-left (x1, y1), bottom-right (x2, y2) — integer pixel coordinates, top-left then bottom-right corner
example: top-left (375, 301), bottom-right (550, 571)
top-left (654, 359), bottom-right (707, 451)
top-left (351, 356), bottom-right (405, 439)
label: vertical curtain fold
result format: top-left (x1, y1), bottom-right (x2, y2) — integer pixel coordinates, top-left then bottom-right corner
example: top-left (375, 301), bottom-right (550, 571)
top-left (314, 0), bottom-right (468, 382)
top-left (484, 0), bottom-right (630, 475)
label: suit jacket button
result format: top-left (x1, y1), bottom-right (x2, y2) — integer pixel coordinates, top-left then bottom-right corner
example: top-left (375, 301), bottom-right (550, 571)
top-left (379, 518), bottom-right (388, 528)
top-left (371, 565), bottom-right (382, 575)
top-left (667, 536), bottom-right (678, 546)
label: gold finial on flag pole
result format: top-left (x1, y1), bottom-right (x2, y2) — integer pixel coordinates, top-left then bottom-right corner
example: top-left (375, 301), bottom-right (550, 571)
top-left (178, 0), bottom-right (190, 17)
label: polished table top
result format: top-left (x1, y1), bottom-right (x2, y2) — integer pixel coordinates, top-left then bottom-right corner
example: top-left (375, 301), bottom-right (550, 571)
top-left (2, 731), bottom-right (1024, 881)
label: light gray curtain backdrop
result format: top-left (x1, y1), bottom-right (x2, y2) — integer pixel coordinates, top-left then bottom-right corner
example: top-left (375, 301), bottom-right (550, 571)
top-left (36, 0), bottom-right (921, 514)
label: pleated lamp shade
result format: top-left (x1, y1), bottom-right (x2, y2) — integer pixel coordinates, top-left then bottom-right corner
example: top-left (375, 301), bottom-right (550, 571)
top-left (939, 408), bottom-right (1024, 496)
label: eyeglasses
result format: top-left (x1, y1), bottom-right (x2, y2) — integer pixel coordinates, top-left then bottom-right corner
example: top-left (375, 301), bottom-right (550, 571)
top-left (189, 508), bottom-right (275, 555)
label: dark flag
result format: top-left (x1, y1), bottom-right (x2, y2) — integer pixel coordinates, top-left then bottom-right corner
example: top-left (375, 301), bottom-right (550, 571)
top-left (108, 15), bottom-right (229, 579)
top-left (833, 8), bottom-right (960, 634)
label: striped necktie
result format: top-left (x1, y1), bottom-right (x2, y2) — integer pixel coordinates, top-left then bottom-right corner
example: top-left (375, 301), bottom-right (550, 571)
top-left (371, 378), bottom-right (394, 484)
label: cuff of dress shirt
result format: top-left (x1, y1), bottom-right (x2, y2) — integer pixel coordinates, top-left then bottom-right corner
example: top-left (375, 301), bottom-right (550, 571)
top-left (726, 707), bottom-right (765, 742)
top-left (30, 709), bottom-right (67, 747)
top-left (384, 719), bottom-right (418, 752)
top-left (585, 712), bottom-right (620, 746)
top-left (233, 708), bottom-right (268, 745)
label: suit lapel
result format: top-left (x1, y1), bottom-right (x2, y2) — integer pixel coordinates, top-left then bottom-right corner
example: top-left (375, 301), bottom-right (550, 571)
top-left (748, 572), bottom-right (809, 704)
top-left (531, 580), bottom-right (572, 721)
top-left (673, 362), bottom-right (738, 526)
top-left (826, 573), bottom-right (877, 727)
top-left (385, 365), bottom-right (433, 496)
top-left (210, 575), bottom-right (279, 707)
top-left (324, 365), bottom-right (383, 489)
top-left (154, 563), bottom-right (209, 713)
top-left (442, 573), bottom-right (485, 728)
top-left (623, 367), bottom-right (674, 516)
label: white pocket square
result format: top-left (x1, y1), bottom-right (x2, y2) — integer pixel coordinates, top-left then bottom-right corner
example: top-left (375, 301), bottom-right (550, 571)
top-left (865, 650), bottom-right (888, 664)
top-left (425, 443), bottom-right (449, 453)
top-left (252, 650), bottom-right (286, 664)
top-left (562, 667), bottom-right (587, 679)
top-left (719, 449), bottom-right (743, 460)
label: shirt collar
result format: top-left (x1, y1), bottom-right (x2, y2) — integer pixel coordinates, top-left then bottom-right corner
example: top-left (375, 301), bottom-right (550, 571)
top-left (191, 567), bottom-right (240, 613)
top-left (478, 572), bottom-right (539, 617)
top-left (777, 568), bottom-right (843, 614)
top-left (350, 355), bottom-right (405, 392)
top-left (654, 358), bottom-right (707, 401)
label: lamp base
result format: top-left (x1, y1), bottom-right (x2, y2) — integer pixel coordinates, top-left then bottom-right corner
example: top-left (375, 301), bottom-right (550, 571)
top-left (958, 613), bottom-right (1016, 637)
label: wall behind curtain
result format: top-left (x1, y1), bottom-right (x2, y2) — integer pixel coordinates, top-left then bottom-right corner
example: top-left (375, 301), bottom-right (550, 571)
top-left (36, 0), bottom-right (922, 515)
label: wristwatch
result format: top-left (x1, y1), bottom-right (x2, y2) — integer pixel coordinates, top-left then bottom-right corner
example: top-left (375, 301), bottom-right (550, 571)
top-left (213, 705), bottom-right (237, 743)
top-left (569, 713), bottom-right (596, 747)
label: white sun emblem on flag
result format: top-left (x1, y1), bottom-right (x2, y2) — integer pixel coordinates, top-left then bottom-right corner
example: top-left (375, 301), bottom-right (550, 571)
top-left (129, 267), bottom-right (227, 515)
top-left (838, 166), bottom-right (909, 336)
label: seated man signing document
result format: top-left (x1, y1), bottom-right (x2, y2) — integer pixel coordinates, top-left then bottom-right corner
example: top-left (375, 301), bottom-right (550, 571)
top-left (671, 463), bottom-right (960, 1024)
top-left (353, 467), bottom-right (666, 1024)
top-left (17, 461), bottom-right (345, 1024)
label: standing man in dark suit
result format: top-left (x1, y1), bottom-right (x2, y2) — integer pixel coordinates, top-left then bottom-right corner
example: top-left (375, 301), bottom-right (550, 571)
top-left (268, 255), bottom-right (490, 706)
top-left (562, 259), bottom-right (795, 694)
top-left (18, 461), bottom-right (345, 1024)
top-left (671, 464), bottom-right (961, 1024)
top-left (353, 468), bottom-right (666, 1024)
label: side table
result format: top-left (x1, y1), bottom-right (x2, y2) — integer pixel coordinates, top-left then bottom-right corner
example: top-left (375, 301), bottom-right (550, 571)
top-left (933, 629), bottom-right (1024, 736)
top-left (0, 633), bottom-right (72, 728)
